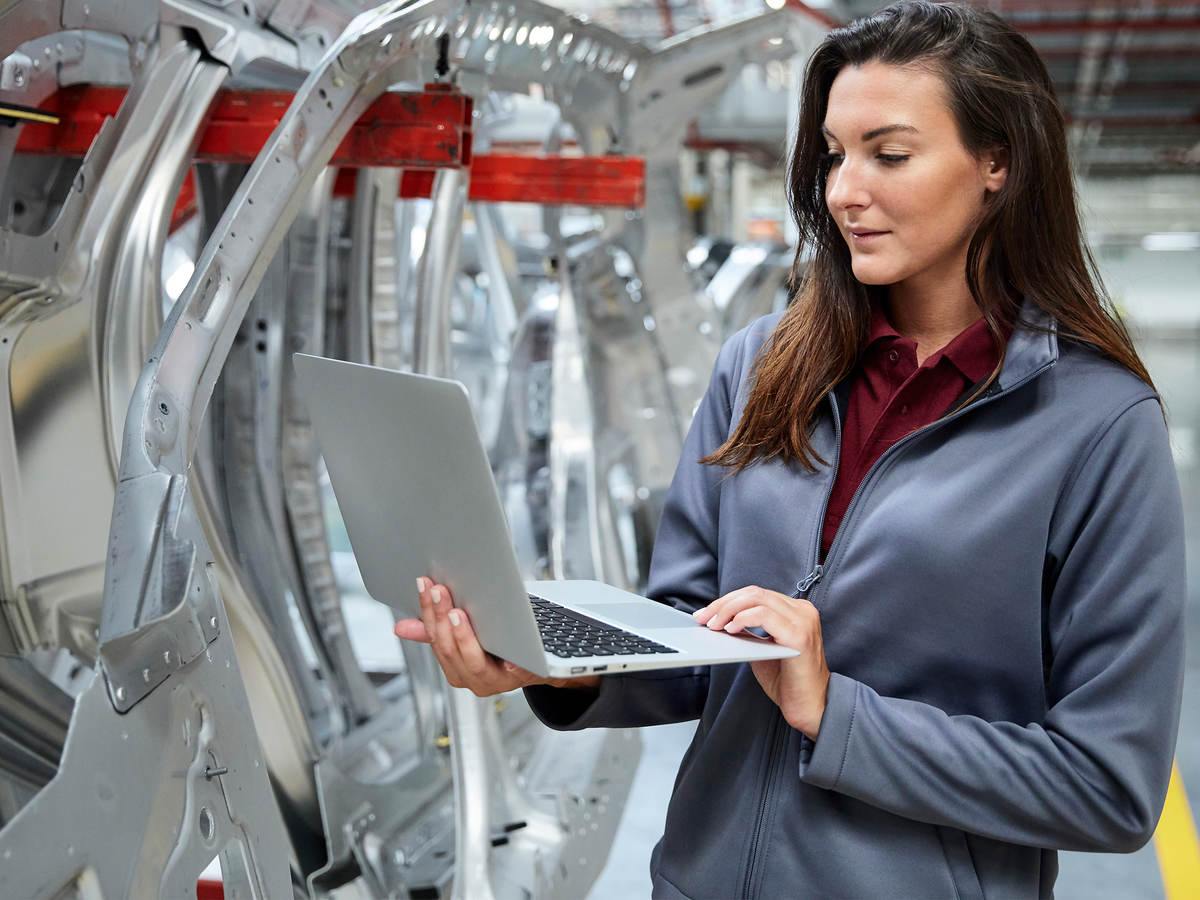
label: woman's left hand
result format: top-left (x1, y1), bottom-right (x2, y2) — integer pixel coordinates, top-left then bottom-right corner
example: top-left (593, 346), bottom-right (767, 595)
top-left (693, 586), bottom-right (830, 739)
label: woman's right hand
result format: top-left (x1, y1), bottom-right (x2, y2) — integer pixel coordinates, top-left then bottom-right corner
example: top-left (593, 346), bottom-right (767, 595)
top-left (394, 577), bottom-right (600, 696)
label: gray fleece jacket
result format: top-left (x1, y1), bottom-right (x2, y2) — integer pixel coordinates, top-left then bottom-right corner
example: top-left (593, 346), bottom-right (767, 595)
top-left (525, 301), bottom-right (1186, 899)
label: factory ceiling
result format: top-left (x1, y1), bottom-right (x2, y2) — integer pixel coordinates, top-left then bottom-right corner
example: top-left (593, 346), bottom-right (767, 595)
top-left (564, 0), bottom-right (1200, 177)
top-left (836, 0), bottom-right (1200, 176)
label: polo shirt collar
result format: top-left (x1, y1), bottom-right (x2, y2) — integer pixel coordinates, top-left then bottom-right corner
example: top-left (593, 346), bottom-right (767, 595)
top-left (865, 302), bottom-right (1001, 384)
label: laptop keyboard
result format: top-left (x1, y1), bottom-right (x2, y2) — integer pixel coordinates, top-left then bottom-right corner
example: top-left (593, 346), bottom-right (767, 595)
top-left (529, 595), bottom-right (679, 658)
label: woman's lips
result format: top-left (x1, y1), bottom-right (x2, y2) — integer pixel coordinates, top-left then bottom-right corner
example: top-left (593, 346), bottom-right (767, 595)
top-left (849, 229), bottom-right (889, 244)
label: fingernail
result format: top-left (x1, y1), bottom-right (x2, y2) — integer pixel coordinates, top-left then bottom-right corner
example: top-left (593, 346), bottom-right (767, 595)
top-left (692, 609), bottom-right (703, 618)
top-left (431, 587), bottom-right (441, 604)
top-left (416, 577), bottom-right (425, 593)
top-left (449, 610), bottom-right (461, 627)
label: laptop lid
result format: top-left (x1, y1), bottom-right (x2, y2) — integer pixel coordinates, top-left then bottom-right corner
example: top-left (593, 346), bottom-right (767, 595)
top-left (292, 353), bottom-right (548, 671)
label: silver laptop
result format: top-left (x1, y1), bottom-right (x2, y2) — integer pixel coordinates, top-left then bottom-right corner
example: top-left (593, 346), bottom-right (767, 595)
top-left (293, 353), bottom-right (799, 678)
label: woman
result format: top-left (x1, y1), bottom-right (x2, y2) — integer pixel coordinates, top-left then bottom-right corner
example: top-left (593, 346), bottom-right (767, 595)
top-left (395, 2), bottom-right (1186, 897)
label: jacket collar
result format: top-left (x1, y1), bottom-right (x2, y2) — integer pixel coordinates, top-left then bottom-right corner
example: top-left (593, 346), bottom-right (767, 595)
top-left (829, 296), bottom-right (1059, 419)
top-left (997, 297), bottom-right (1058, 391)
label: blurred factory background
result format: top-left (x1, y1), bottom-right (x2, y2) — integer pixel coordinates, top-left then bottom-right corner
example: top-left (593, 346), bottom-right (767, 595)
top-left (0, 0), bottom-right (1195, 898)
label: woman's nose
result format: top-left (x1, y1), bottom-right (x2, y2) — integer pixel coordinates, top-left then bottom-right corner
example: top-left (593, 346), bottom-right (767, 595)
top-left (825, 163), bottom-right (868, 212)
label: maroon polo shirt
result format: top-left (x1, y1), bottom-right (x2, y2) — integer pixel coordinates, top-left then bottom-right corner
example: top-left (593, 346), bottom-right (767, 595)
top-left (820, 304), bottom-right (1003, 556)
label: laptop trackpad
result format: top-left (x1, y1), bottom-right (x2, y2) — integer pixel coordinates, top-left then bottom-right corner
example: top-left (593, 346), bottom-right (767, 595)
top-left (577, 602), bottom-right (697, 630)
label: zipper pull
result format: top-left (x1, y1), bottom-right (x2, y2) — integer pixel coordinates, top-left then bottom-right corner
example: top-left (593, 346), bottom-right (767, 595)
top-left (792, 565), bottom-right (823, 598)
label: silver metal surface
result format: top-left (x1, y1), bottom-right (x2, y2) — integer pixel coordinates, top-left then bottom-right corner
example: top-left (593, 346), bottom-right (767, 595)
top-left (0, 624), bottom-right (291, 899)
top-left (414, 168), bottom-right (467, 377)
top-left (0, 1), bottom-right (805, 896)
top-left (406, 161), bottom-right (509, 900)
top-left (0, 36), bottom-right (225, 671)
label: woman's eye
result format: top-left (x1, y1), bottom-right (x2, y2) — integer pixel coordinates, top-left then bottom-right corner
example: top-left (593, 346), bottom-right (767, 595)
top-left (877, 154), bottom-right (910, 164)
top-left (819, 152), bottom-right (843, 168)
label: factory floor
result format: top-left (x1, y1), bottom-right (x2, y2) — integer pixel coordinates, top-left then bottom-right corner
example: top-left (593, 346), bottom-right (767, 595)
top-left (588, 327), bottom-right (1200, 900)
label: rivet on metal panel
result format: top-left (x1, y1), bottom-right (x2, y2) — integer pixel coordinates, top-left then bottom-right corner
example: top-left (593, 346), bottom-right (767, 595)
top-left (115, 686), bottom-right (125, 702)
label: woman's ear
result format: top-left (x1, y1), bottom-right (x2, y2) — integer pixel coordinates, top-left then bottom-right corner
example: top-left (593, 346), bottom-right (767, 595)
top-left (983, 146), bottom-right (1010, 193)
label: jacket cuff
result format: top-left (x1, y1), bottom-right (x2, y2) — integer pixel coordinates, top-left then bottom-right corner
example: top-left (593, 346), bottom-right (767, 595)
top-left (523, 681), bottom-right (606, 730)
top-left (798, 672), bottom-right (858, 789)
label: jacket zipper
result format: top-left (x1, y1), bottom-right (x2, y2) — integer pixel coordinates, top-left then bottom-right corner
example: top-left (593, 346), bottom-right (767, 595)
top-left (790, 386), bottom-right (844, 600)
top-left (738, 354), bottom-right (1054, 898)
top-left (811, 358), bottom-right (1055, 605)
top-left (741, 711), bottom-right (784, 898)
top-left (742, 391), bottom-right (844, 898)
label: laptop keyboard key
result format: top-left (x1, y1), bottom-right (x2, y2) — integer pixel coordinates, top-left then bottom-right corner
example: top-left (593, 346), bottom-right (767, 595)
top-left (528, 594), bottom-right (679, 659)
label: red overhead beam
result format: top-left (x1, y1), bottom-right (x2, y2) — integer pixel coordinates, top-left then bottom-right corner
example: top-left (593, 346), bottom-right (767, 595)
top-left (12, 84), bottom-right (121, 156)
top-left (16, 84), bottom-right (473, 168)
top-left (465, 154), bottom-right (644, 206)
top-left (14, 85), bottom-right (645, 208)
top-left (331, 154), bottom-right (646, 207)
top-left (202, 83), bottom-right (472, 168)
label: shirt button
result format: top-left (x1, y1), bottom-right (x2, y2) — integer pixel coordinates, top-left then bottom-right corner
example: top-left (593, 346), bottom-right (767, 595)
top-left (900, 404), bottom-right (910, 415)
top-left (888, 350), bottom-right (899, 364)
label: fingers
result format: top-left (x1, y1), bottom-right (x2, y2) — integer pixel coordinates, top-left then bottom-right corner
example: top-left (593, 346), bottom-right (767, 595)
top-left (447, 606), bottom-right (506, 685)
top-left (418, 577), bottom-right (465, 685)
top-left (693, 585), bottom-right (792, 630)
top-left (724, 605), bottom-right (793, 642)
top-left (415, 577), bottom-right (540, 695)
top-left (393, 618), bottom-right (431, 642)
top-left (417, 576), bottom-right (437, 642)
top-left (691, 585), bottom-right (761, 627)
top-left (692, 585), bottom-right (819, 646)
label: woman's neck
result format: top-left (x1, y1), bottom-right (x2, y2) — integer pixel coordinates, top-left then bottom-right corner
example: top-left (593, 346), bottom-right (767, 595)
top-left (886, 279), bottom-right (982, 366)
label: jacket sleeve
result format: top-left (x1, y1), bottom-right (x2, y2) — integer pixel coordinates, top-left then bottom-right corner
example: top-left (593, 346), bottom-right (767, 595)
top-left (798, 396), bottom-right (1186, 852)
top-left (524, 322), bottom-right (760, 731)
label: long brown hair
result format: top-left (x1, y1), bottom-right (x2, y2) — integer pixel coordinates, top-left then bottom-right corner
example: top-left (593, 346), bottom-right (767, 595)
top-left (704, 0), bottom-right (1154, 473)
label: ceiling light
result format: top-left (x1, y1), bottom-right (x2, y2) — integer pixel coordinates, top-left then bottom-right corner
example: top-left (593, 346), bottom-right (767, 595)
top-left (1141, 232), bottom-right (1200, 252)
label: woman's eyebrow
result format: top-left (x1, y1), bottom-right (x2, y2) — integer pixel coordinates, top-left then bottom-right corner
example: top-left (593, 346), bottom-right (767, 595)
top-left (820, 123), bottom-right (919, 141)
top-left (861, 123), bottom-right (918, 141)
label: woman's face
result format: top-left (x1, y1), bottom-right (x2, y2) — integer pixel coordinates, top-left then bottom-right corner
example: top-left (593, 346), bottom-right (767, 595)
top-left (822, 61), bottom-right (1007, 294)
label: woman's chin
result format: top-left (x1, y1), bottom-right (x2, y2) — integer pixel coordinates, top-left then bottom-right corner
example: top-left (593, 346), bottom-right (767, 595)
top-left (849, 262), bottom-right (898, 286)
